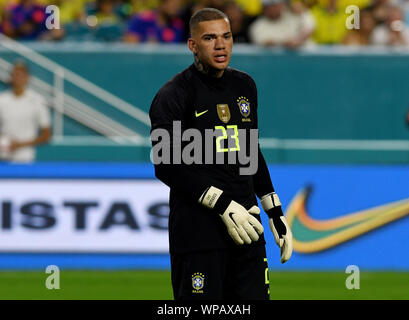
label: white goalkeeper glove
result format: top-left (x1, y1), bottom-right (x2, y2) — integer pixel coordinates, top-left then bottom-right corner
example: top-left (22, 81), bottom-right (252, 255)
top-left (220, 201), bottom-right (264, 245)
top-left (199, 186), bottom-right (264, 245)
top-left (261, 192), bottom-right (293, 263)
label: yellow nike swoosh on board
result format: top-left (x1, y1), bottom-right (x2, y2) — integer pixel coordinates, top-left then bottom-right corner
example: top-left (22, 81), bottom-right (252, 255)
top-left (195, 110), bottom-right (208, 117)
top-left (285, 186), bottom-right (409, 253)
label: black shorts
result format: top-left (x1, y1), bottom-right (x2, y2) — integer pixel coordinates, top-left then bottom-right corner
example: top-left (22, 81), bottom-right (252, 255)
top-left (170, 244), bottom-right (270, 300)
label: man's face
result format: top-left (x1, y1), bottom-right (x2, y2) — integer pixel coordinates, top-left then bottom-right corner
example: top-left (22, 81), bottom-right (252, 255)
top-left (188, 18), bottom-right (233, 72)
top-left (387, 7), bottom-right (404, 25)
top-left (10, 66), bottom-right (28, 89)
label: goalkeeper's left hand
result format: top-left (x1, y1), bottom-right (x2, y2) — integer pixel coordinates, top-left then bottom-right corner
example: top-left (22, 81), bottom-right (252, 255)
top-left (261, 192), bottom-right (293, 263)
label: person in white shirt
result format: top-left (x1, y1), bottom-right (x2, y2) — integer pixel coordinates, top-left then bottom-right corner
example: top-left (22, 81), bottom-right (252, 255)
top-left (0, 61), bottom-right (51, 163)
top-left (371, 5), bottom-right (409, 46)
top-left (249, 0), bottom-right (315, 48)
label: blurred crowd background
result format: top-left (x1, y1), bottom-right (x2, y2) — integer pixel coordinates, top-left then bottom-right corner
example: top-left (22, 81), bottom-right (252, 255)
top-left (1, 0), bottom-right (409, 47)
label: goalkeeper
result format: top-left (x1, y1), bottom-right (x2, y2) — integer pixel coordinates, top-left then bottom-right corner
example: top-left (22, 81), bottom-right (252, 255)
top-left (149, 8), bottom-right (292, 300)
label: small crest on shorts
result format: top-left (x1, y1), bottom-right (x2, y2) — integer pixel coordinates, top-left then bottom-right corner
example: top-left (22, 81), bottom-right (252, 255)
top-left (192, 272), bottom-right (205, 293)
top-left (237, 96), bottom-right (250, 118)
top-left (217, 104), bottom-right (231, 123)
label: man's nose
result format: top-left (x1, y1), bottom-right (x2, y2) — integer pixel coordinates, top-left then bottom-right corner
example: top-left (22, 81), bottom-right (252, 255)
top-left (214, 36), bottom-right (226, 50)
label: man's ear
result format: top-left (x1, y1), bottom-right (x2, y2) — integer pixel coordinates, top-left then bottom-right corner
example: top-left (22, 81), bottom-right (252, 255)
top-left (188, 38), bottom-right (197, 54)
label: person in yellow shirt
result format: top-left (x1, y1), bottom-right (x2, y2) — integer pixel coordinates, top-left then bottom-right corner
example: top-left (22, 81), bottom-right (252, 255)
top-left (337, 0), bottom-right (371, 10)
top-left (0, 0), bottom-right (18, 23)
top-left (235, 0), bottom-right (263, 16)
top-left (311, 0), bottom-right (347, 44)
top-left (311, 0), bottom-right (371, 44)
top-left (94, 0), bottom-right (122, 24)
top-left (39, 0), bottom-right (90, 24)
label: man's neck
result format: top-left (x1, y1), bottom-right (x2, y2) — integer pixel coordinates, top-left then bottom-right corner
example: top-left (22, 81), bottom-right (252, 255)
top-left (194, 56), bottom-right (224, 78)
top-left (12, 87), bottom-right (25, 97)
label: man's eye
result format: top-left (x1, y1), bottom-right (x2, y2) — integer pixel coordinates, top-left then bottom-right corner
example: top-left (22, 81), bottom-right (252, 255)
top-left (224, 34), bottom-right (231, 39)
top-left (204, 36), bottom-right (212, 41)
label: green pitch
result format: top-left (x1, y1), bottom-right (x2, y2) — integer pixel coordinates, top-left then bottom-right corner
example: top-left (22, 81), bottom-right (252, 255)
top-left (0, 271), bottom-right (408, 300)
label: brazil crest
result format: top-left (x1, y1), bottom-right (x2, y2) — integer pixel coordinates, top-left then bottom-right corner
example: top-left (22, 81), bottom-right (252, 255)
top-left (237, 96), bottom-right (250, 117)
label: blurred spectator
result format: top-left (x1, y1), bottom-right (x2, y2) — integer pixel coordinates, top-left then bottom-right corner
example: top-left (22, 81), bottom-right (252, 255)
top-left (224, 1), bottom-right (250, 43)
top-left (300, 0), bottom-right (319, 8)
top-left (0, 1), bottom-right (18, 21)
top-left (40, 0), bottom-right (89, 24)
top-left (288, 0), bottom-right (316, 45)
top-left (185, 0), bottom-right (227, 19)
top-left (337, 0), bottom-right (371, 10)
top-left (370, 0), bottom-right (392, 24)
top-left (249, 0), bottom-right (315, 48)
top-left (94, 0), bottom-right (122, 24)
top-left (343, 8), bottom-right (376, 45)
top-left (371, 5), bottom-right (409, 45)
top-left (201, 0), bottom-right (227, 11)
top-left (124, 0), bottom-right (184, 43)
top-left (179, 0), bottom-right (203, 40)
top-left (234, 0), bottom-right (263, 17)
top-left (85, 0), bottom-right (125, 41)
top-left (3, 0), bottom-right (409, 47)
top-left (129, 0), bottom-right (160, 15)
top-left (0, 61), bottom-right (51, 163)
top-left (180, 0), bottom-right (226, 40)
top-left (310, 0), bottom-right (349, 44)
top-left (0, 0), bottom-right (49, 40)
top-left (398, 0), bottom-right (409, 26)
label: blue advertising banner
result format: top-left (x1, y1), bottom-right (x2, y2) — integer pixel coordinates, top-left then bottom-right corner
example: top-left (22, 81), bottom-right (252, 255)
top-left (0, 163), bottom-right (408, 270)
top-left (263, 165), bottom-right (409, 270)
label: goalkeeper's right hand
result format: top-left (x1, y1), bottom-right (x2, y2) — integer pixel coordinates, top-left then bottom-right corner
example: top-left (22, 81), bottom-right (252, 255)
top-left (220, 201), bottom-right (264, 245)
top-left (199, 186), bottom-right (264, 245)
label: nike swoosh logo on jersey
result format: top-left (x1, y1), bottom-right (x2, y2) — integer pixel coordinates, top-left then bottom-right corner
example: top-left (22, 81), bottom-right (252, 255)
top-left (195, 110), bottom-right (208, 117)
top-left (284, 186), bottom-right (409, 253)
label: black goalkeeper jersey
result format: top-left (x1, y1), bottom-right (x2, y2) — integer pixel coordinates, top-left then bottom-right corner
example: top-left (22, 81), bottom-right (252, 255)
top-left (149, 64), bottom-right (275, 254)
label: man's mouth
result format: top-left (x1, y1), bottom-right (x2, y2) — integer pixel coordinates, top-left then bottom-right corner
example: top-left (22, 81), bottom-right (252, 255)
top-left (214, 54), bottom-right (228, 63)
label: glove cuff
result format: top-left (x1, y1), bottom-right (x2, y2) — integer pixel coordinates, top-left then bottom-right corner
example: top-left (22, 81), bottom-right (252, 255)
top-left (261, 192), bottom-right (283, 218)
top-left (261, 192), bottom-right (281, 210)
top-left (198, 186), bottom-right (231, 214)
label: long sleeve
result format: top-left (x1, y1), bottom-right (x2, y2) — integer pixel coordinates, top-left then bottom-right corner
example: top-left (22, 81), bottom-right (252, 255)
top-left (247, 75), bottom-right (275, 199)
top-left (253, 144), bottom-right (275, 199)
top-left (149, 80), bottom-right (230, 210)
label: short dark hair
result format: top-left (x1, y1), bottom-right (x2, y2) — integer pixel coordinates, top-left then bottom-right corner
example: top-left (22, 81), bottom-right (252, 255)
top-left (189, 8), bottom-right (229, 35)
